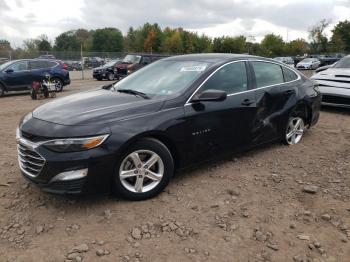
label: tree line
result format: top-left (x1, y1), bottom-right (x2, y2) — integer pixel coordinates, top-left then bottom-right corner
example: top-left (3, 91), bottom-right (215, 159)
top-left (0, 19), bottom-right (349, 59)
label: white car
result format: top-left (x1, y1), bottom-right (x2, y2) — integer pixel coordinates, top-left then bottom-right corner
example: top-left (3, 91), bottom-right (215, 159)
top-left (311, 55), bottom-right (350, 108)
top-left (296, 58), bottom-right (321, 70)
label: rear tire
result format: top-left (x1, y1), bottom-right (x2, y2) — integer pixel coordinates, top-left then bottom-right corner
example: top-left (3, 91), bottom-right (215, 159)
top-left (107, 72), bottom-right (114, 81)
top-left (52, 78), bottom-right (63, 92)
top-left (112, 138), bottom-right (174, 201)
top-left (283, 116), bottom-right (305, 145)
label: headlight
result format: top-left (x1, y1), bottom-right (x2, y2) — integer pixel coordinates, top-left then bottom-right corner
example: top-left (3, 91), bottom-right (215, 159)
top-left (42, 134), bottom-right (109, 152)
top-left (20, 113), bottom-right (32, 126)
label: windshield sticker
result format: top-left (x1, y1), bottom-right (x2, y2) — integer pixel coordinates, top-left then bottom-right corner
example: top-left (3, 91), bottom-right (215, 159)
top-left (180, 65), bottom-right (207, 72)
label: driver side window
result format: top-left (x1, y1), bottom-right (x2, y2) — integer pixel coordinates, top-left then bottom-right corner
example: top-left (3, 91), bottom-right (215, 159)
top-left (8, 61), bottom-right (28, 72)
top-left (200, 62), bottom-right (248, 94)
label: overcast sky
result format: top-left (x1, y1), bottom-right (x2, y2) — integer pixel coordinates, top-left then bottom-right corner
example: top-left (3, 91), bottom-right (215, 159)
top-left (1, 0), bottom-right (350, 47)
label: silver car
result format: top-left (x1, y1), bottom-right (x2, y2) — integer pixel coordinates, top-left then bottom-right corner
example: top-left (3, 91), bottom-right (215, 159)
top-left (311, 55), bottom-right (350, 108)
top-left (296, 58), bottom-right (321, 70)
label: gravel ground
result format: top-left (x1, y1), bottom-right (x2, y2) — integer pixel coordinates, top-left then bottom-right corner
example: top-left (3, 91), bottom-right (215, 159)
top-left (0, 74), bottom-right (349, 262)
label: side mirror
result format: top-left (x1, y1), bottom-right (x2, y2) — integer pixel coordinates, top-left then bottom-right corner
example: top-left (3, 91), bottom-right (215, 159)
top-left (191, 89), bottom-right (227, 103)
top-left (5, 68), bottom-right (14, 73)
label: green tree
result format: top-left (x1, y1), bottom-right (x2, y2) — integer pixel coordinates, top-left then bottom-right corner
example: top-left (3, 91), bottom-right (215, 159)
top-left (92, 28), bottom-right (124, 52)
top-left (212, 36), bottom-right (246, 53)
top-left (75, 29), bottom-right (93, 51)
top-left (0, 39), bottom-right (11, 52)
top-left (285, 38), bottom-right (309, 56)
top-left (125, 27), bottom-right (137, 52)
top-left (36, 35), bottom-right (52, 51)
top-left (162, 29), bottom-right (183, 53)
top-left (331, 20), bottom-right (350, 52)
top-left (260, 34), bottom-right (285, 57)
top-left (308, 19), bottom-right (330, 53)
top-left (54, 31), bottom-right (80, 51)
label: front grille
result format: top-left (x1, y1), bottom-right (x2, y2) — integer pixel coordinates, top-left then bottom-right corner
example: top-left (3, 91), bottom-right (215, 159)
top-left (17, 143), bottom-right (45, 177)
top-left (322, 95), bottom-right (350, 105)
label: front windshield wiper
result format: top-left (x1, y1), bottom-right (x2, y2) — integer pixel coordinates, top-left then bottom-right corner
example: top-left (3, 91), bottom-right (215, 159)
top-left (117, 89), bottom-right (150, 99)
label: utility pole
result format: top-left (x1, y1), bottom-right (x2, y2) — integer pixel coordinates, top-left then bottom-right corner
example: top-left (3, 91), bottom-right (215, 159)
top-left (81, 44), bottom-right (85, 80)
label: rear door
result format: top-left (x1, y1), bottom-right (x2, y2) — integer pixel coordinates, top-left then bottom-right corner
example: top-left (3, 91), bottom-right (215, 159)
top-left (249, 61), bottom-right (289, 144)
top-left (183, 61), bottom-right (257, 162)
top-left (2, 60), bottom-right (30, 90)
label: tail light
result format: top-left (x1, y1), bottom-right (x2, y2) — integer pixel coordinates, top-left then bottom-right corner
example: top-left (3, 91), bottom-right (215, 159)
top-left (62, 63), bottom-right (68, 70)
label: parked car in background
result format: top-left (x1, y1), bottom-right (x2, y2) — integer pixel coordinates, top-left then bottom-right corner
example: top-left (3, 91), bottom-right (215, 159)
top-left (296, 58), bottom-right (321, 70)
top-left (317, 53), bottom-right (345, 66)
top-left (311, 55), bottom-right (350, 108)
top-left (0, 59), bottom-right (70, 97)
top-left (0, 58), bottom-right (9, 65)
top-left (83, 57), bottom-right (105, 68)
top-left (274, 57), bottom-right (294, 67)
top-left (315, 62), bottom-right (336, 73)
top-left (65, 61), bottom-right (82, 71)
top-left (38, 54), bottom-right (56, 60)
top-left (115, 53), bottom-right (168, 79)
top-left (16, 54), bottom-right (321, 200)
top-left (93, 60), bottom-right (122, 81)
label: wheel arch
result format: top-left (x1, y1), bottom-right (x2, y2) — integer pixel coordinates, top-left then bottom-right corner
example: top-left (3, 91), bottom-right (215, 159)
top-left (293, 101), bottom-right (312, 126)
top-left (0, 80), bottom-right (7, 92)
top-left (118, 131), bottom-right (181, 170)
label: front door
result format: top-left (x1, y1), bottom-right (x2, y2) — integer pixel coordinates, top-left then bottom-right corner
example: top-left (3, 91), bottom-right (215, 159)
top-left (2, 61), bottom-right (30, 90)
top-left (183, 61), bottom-right (257, 162)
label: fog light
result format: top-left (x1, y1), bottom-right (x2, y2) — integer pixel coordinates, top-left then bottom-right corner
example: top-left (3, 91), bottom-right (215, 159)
top-left (50, 168), bottom-right (88, 182)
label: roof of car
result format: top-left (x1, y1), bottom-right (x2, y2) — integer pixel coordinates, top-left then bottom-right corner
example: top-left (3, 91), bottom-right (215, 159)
top-left (163, 53), bottom-right (265, 63)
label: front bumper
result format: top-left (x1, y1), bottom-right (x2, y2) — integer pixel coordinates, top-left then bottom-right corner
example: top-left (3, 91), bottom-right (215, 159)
top-left (17, 136), bottom-right (116, 195)
top-left (93, 71), bottom-right (106, 79)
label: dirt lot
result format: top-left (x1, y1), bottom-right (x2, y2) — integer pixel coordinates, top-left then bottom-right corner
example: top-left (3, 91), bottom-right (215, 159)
top-left (0, 75), bottom-right (349, 262)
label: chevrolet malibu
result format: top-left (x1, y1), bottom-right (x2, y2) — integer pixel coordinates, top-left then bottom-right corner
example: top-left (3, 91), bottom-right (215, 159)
top-left (16, 54), bottom-right (321, 200)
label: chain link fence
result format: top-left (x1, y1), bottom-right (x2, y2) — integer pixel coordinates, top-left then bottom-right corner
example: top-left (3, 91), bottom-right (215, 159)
top-left (0, 51), bottom-right (127, 80)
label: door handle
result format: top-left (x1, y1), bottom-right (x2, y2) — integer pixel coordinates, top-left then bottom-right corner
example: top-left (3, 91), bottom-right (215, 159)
top-left (241, 99), bottom-right (255, 106)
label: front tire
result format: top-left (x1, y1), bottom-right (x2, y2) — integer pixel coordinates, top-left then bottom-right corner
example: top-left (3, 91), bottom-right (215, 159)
top-left (112, 138), bottom-right (174, 200)
top-left (107, 72), bottom-right (114, 81)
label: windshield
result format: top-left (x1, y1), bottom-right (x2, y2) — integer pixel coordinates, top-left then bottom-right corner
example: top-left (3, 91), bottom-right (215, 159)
top-left (113, 60), bottom-right (211, 97)
top-left (104, 61), bottom-right (118, 67)
top-left (334, 57), bottom-right (350, 68)
top-left (123, 55), bottom-right (141, 64)
top-left (0, 61), bottom-right (13, 71)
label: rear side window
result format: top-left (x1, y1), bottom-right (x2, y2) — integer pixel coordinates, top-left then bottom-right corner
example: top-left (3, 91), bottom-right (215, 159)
top-left (283, 67), bottom-right (298, 82)
top-left (252, 62), bottom-right (284, 88)
top-left (30, 60), bottom-right (55, 69)
top-left (200, 62), bottom-right (248, 94)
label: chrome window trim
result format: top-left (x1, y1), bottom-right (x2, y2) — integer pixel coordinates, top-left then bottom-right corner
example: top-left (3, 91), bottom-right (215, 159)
top-left (185, 59), bottom-right (301, 106)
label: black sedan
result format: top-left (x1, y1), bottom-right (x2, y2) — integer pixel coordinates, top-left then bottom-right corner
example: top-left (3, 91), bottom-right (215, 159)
top-left (16, 54), bottom-right (321, 200)
top-left (93, 60), bottom-right (122, 81)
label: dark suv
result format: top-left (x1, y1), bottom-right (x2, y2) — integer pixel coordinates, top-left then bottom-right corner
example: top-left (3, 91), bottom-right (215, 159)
top-left (0, 59), bottom-right (70, 97)
top-left (115, 54), bottom-right (168, 79)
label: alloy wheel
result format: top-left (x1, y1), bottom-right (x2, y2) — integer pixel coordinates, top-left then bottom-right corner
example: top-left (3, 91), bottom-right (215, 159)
top-left (119, 150), bottom-right (164, 193)
top-left (285, 117), bottom-right (305, 145)
top-left (52, 78), bottom-right (63, 92)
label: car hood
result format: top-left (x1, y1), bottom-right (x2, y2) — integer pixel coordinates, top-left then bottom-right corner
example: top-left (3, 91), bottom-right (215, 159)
top-left (312, 68), bottom-right (350, 78)
top-left (33, 89), bottom-right (164, 126)
top-left (93, 66), bottom-right (109, 71)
